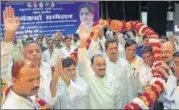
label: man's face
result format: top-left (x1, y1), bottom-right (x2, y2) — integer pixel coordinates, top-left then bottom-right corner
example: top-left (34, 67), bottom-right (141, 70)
top-left (65, 38), bottom-right (71, 48)
top-left (36, 39), bottom-right (43, 46)
top-left (161, 43), bottom-right (175, 63)
top-left (125, 44), bottom-right (137, 60)
top-left (91, 56), bottom-right (106, 77)
top-left (13, 63), bottom-right (40, 97)
top-left (142, 52), bottom-right (154, 67)
top-left (23, 43), bottom-right (42, 66)
top-left (54, 38), bottom-right (61, 46)
top-left (79, 8), bottom-right (94, 25)
top-left (173, 57), bottom-right (179, 79)
top-left (106, 42), bottom-right (118, 60)
top-left (143, 38), bottom-right (149, 46)
top-left (73, 36), bottom-right (78, 42)
top-left (47, 40), bottom-right (54, 49)
top-left (63, 64), bottom-right (76, 81)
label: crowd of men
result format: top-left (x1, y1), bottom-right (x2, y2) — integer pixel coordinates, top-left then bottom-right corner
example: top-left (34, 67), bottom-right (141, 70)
top-left (1, 6), bottom-right (179, 109)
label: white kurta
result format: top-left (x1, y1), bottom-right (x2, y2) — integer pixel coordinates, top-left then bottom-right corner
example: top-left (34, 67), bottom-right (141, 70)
top-left (164, 74), bottom-right (179, 109)
top-left (78, 48), bottom-right (124, 109)
top-left (60, 46), bottom-right (76, 58)
top-left (2, 89), bottom-right (38, 109)
top-left (42, 48), bottom-right (62, 66)
top-left (48, 76), bottom-right (89, 109)
top-left (138, 63), bottom-right (153, 87)
top-left (1, 42), bottom-right (13, 85)
top-left (37, 61), bottom-right (53, 105)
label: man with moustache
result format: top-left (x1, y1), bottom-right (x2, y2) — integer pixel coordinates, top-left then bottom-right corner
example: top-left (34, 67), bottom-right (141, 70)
top-left (2, 59), bottom-right (41, 109)
top-left (78, 31), bottom-right (124, 109)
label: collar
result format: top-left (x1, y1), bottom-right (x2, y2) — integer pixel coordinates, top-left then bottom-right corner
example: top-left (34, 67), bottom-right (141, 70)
top-left (9, 89), bottom-right (34, 107)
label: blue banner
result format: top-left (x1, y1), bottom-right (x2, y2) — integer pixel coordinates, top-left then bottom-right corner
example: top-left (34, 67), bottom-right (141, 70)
top-left (1, 1), bottom-right (99, 38)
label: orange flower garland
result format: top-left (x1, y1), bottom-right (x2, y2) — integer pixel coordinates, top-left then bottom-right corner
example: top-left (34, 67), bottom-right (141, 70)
top-left (69, 19), bottom-right (166, 109)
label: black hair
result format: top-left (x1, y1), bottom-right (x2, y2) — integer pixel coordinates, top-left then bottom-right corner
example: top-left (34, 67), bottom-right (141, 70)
top-left (173, 51), bottom-right (179, 57)
top-left (91, 54), bottom-right (104, 64)
top-left (26, 37), bottom-right (34, 42)
top-left (73, 33), bottom-right (79, 38)
top-left (105, 38), bottom-right (118, 50)
top-left (64, 36), bottom-right (71, 41)
top-left (125, 39), bottom-right (137, 49)
top-left (78, 3), bottom-right (95, 14)
top-left (142, 45), bottom-right (152, 54)
top-left (62, 57), bottom-right (75, 68)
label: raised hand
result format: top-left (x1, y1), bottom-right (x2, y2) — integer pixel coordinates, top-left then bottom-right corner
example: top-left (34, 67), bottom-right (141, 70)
top-left (3, 6), bottom-right (20, 42)
top-left (3, 6), bottom-right (20, 32)
top-left (79, 24), bottom-right (89, 48)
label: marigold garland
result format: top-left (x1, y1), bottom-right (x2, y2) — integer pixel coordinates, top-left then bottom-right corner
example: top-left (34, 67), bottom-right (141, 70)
top-left (69, 19), bottom-right (166, 109)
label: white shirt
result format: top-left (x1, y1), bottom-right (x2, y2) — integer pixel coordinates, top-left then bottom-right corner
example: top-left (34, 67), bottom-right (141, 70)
top-left (37, 61), bottom-right (53, 104)
top-left (2, 89), bottom-right (38, 109)
top-left (138, 63), bottom-right (153, 86)
top-left (71, 40), bottom-right (80, 48)
top-left (42, 48), bottom-right (62, 66)
top-left (48, 76), bottom-right (89, 109)
top-left (164, 74), bottom-right (179, 109)
top-left (60, 45), bottom-right (76, 58)
top-left (1, 42), bottom-right (13, 85)
top-left (78, 48), bottom-right (124, 109)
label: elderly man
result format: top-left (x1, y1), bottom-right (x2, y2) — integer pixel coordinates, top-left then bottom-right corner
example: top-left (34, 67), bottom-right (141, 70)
top-left (49, 57), bottom-right (89, 109)
top-left (22, 41), bottom-right (54, 105)
top-left (163, 51), bottom-right (179, 109)
top-left (153, 41), bottom-right (177, 109)
top-left (2, 59), bottom-right (40, 109)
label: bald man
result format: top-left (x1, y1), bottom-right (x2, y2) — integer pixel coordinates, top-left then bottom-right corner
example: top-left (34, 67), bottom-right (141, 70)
top-left (2, 59), bottom-right (40, 109)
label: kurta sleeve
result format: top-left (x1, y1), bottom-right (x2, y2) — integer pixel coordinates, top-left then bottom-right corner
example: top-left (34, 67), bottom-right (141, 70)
top-left (66, 79), bottom-right (89, 108)
top-left (78, 48), bottom-right (92, 82)
top-left (87, 39), bottom-right (101, 60)
top-left (1, 42), bottom-right (13, 75)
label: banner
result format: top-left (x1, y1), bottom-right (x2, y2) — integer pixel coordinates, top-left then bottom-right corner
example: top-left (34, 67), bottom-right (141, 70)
top-left (1, 1), bottom-right (99, 38)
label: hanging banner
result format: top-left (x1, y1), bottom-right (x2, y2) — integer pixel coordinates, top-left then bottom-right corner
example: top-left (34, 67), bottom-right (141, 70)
top-left (1, 1), bottom-right (99, 38)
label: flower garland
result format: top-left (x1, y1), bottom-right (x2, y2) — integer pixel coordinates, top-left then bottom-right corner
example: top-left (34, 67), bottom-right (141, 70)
top-left (69, 19), bottom-right (165, 109)
top-left (1, 78), bottom-right (51, 110)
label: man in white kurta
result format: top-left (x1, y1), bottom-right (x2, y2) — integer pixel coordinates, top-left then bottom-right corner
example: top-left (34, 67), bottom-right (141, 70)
top-left (2, 59), bottom-right (40, 109)
top-left (163, 52), bottom-right (179, 109)
top-left (48, 57), bottom-right (89, 109)
top-left (42, 38), bottom-right (63, 66)
top-left (78, 47), bottom-right (123, 109)
top-left (138, 46), bottom-right (154, 87)
top-left (49, 76), bottom-right (89, 109)
top-left (60, 37), bottom-right (76, 58)
top-left (87, 37), bottom-right (142, 104)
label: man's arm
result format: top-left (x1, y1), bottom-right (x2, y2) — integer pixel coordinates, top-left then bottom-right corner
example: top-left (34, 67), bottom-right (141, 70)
top-left (1, 6), bottom-right (20, 75)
